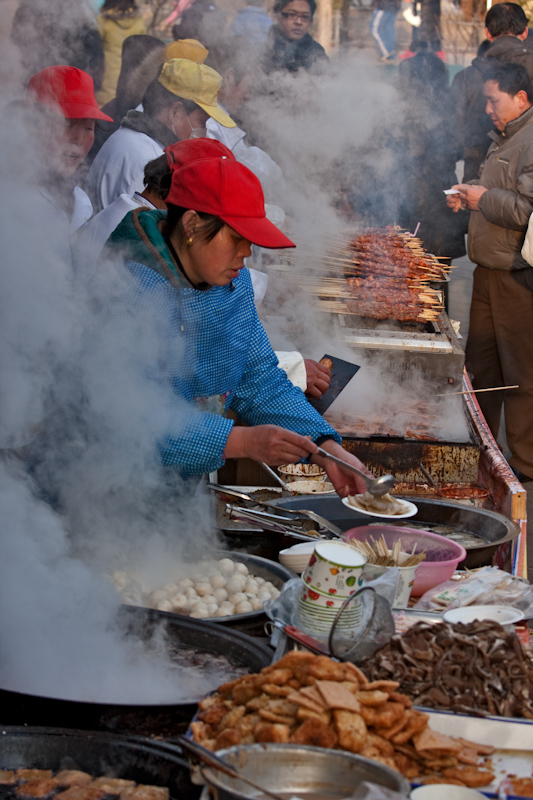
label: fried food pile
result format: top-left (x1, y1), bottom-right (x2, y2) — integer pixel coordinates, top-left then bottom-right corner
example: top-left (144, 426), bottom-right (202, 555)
top-left (0, 770), bottom-right (168, 800)
top-left (191, 652), bottom-right (496, 788)
top-left (359, 620), bottom-right (533, 719)
top-left (346, 230), bottom-right (446, 323)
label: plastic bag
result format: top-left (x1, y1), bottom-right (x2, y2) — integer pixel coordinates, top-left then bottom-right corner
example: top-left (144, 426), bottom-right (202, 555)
top-left (414, 565), bottom-right (533, 614)
top-left (264, 569), bottom-right (398, 651)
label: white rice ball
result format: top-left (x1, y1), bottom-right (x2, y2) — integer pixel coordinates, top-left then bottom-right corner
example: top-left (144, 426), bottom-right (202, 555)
top-left (212, 587), bottom-right (228, 602)
top-left (206, 603), bottom-right (218, 615)
top-left (214, 607), bottom-right (232, 617)
top-left (201, 594), bottom-right (217, 606)
top-left (226, 575), bottom-right (246, 594)
top-left (250, 598), bottom-right (264, 611)
top-left (150, 589), bottom-right (169, 605)
top-left (218, 558), bottom-right (235, 575)
top-left (257, 590), bottom-right (272, 602)
top-left (209, 574), bottom-right (226, 589)
top-left (170, 593), bottom-right (188, 611)
top-left (191, 573), bottom-right (209, 585)
top-left (179, 578), bottom-right (193, 589)
top-left (234, 562), bottom-right (249, 575)
top-left (195, 582), bottom-right (212, 597)
top-left (156, 599), bottom-right (173, 612)
top-left (244, 579), bottom-right (259, 595)
top-left (190, 604), bottom-right (209, 619)
top-left (229, 592), bottom-right (248, 605)
top-left (163, 583), bottom-right (179, 594)
top-left (234, 600), bottom-right (253, 614)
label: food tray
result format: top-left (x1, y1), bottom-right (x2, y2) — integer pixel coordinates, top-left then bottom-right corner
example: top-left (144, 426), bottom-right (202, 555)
top-left (412, 710), bottom-right (533, 798)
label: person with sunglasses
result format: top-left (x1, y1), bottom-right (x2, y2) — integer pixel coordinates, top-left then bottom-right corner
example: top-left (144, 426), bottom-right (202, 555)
top-left (261, 0), bottom-right (328, 75)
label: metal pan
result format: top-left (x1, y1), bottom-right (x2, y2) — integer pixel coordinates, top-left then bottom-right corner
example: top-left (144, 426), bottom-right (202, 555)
top-left (0, 607), bottom-right (273, 738)
top-left (270, 495), bottom-right (519, 569)
top-left (0, 727), bottom-right (199, 800)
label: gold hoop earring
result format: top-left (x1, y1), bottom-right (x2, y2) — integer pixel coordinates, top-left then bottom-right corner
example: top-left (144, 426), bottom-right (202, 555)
top-left (186, 236), bottom-right (194, 246)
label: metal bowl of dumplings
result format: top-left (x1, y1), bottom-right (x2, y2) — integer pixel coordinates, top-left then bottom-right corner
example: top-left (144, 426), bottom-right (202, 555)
top-left (119, 552), bottom-right (295, 635)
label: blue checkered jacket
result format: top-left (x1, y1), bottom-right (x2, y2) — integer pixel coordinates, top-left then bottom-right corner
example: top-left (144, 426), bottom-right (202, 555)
top-left (107, 208), bottom-right (340, 476)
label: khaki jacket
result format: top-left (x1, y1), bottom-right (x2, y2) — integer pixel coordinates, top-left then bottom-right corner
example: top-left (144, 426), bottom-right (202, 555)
top-left (467, 104), bottom-right (533, 270)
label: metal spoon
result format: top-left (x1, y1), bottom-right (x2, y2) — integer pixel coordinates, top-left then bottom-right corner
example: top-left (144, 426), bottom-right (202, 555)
top-left (315, 446), bottom-right (395, 496)
top-left (259, 461), bottom-right (292, 490)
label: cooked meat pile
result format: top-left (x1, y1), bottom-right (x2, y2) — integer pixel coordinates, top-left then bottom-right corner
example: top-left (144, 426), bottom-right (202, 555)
top-left (0, 771), bottom-right (169, 800)
top-left (191, 651), bottom-right (497, 788)
top-left (359, 620), bottom-right (533, 718)
top-left (346, 230), bottom-right (447, 323)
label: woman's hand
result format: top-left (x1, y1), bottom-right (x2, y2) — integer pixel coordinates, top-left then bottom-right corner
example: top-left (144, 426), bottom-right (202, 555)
top-left (304, 359), bottom-right (331, 398)
top-left (310, 439), bottom-right (372, 497)
top-left (225, 425), bottom-right (317, 465)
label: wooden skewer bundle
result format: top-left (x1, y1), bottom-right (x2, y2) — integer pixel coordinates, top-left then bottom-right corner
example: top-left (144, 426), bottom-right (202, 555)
top-left (349, 535), bottom-right (427, 568)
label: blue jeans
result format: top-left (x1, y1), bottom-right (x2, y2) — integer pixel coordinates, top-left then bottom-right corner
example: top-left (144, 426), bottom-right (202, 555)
top-left (370, 9), bottom-right (397, 58)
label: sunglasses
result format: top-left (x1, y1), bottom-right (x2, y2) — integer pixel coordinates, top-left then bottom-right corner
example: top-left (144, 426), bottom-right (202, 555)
top-left (280, 11), bottom-right (312, 21)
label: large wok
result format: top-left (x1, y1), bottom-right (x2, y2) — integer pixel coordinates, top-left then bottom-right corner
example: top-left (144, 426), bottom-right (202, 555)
top-left (271, 495), bottom-right (519, 569)
top-left (0, 727), bottom-right (200, 800)
top-left (0, 607), bottom-right (272, 738)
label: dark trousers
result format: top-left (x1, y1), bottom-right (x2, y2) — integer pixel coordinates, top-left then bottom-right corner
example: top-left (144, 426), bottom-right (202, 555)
top-left (465, 265), bottom-right (533, 477)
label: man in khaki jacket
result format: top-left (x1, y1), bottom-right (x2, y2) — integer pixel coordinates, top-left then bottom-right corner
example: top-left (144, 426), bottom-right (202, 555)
top-left (448, 62), bottom-right (533, 482)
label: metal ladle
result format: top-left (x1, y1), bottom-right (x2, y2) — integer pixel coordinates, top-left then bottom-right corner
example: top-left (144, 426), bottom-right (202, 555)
top-left (315, 446), bottom-right (395, 496)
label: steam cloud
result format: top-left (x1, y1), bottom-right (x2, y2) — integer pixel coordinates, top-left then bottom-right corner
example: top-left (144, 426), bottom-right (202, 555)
top-left (0, 27), bottom-right (464, 703)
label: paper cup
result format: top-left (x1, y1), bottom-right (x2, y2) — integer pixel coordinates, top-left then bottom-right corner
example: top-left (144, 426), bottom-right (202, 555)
top-left (302, 542), bottom-right (366, 599)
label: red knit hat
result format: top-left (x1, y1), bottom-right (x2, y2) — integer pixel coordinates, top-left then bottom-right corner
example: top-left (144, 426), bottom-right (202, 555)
top-left (26, 66), bottom-right (113, 122)
top-left (166, 157), bottom-right (295, 249)
top-left (165, 138), bottom-right (235, 170)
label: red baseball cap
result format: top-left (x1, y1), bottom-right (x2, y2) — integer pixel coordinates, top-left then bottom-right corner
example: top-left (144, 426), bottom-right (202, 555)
top-left (166, 157), bottom-right (295, 249)
top-left (26, 66), bottom-right (113, 122)
top-left (165, 138), bottom-right (235, 170)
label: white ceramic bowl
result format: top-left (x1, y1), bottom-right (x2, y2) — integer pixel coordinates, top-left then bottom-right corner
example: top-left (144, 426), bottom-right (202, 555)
top-left (278, 542), bottom-right (316, 573)
top-left (410, 785), bottom-right (488, 799)
top-left (289, 480), bottom-right (336, 495)
top-left (443, 604), bottom-right (525, 625)
top-left (278, 463), bottom-right (326, 482)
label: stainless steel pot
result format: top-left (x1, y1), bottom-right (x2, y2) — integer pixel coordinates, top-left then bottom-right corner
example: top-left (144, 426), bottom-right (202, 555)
top-left (201, 744), bottom-right (411, 799)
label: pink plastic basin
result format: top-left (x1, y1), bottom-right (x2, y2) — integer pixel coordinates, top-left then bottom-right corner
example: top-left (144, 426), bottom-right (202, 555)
top-left (343, 525), bottom-right (467, 597)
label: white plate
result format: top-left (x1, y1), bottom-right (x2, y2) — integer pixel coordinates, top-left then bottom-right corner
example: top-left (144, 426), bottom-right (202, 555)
top-left (443, 604), bottom-right (525, 625)
top-left (341, 496), bottom-right (418, 519)
top-left (416, 709), bottom-right (533, 797)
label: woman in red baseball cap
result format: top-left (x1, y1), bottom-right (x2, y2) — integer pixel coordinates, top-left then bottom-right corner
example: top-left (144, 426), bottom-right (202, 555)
top-left (24, 65), bottom-right (113, 262)
top-left (105, 146), bottom-right (371, 493)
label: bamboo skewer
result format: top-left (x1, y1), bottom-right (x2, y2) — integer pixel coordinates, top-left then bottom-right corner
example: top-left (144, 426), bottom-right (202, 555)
top-left (435, 384), bottom-right (519, 397)
top-left (349, 534), bottom-right (427, 567)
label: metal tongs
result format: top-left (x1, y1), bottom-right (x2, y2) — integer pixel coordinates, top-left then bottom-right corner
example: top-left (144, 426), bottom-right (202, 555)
top-left (208, 483), bottom-right (343, 538)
